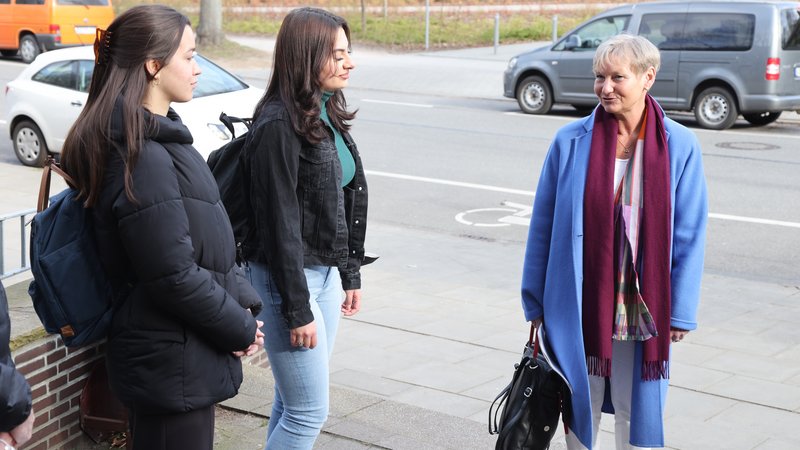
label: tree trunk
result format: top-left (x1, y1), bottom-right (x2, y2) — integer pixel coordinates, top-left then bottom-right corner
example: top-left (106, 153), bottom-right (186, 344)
top-left (361, 0), bottom-right (366, 31)
top-left (198, 0), bottom-right (224, 46)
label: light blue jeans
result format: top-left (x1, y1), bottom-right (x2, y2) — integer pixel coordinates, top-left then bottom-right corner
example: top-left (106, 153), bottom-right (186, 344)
top-left (247, 261), bottom-right (342, 450)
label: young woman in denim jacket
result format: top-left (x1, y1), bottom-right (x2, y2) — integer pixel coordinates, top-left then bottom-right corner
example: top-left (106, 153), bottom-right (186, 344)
top-left (241, 7), bottom-right (369, 449)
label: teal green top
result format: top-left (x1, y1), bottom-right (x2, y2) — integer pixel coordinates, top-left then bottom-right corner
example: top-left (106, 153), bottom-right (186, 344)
top-left (320, 92), bottom-right (355, 187)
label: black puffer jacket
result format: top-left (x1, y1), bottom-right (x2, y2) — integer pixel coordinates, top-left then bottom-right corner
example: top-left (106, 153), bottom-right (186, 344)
top-left (0, 281), bottom-right (32, 432)
top-left (90, 107), bottom-right (261, 414)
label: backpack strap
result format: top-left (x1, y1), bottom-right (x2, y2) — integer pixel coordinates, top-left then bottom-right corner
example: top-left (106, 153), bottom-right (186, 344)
top-left (219, 112), bottom-right (253, 139)
top-left (37, 157), bottom-right (75, 212)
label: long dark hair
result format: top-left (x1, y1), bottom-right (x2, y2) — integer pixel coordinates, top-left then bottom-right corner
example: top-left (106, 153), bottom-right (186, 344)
top-left (253, 7), bottom-right (356, 143)
top-left (61, 5), bottom-right (190, 207)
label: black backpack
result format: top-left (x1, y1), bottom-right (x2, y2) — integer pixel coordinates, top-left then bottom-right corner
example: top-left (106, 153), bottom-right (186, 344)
top-left (207, 112), bottom-right (253, 263)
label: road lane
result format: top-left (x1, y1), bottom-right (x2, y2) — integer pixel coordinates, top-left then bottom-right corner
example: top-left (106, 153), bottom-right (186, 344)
top-left (346, 89), bottom-right (800, 285)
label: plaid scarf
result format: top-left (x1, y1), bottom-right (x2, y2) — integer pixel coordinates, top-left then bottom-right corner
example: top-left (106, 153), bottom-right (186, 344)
top-left (583, 95), bottom-right (672, 381)
top-left (612, 114), bottom-right (658, 342)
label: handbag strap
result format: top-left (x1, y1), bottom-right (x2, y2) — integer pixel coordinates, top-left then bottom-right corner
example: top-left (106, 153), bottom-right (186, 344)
top-left (488, 323), bottom-right (541, 435)
top-left (488, 381), bottom-right (512, 435)
top-left (37, 157), bottom-right (76, 212)
top-left (529, 323), bottom-right (540, 358)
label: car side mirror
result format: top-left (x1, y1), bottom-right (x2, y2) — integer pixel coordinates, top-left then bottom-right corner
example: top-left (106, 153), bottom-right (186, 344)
top-left (565, 35), bottom-right (581, 50)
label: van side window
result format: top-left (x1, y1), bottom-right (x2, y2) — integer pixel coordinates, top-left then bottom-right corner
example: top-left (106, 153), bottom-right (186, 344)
top-left (554, 15), bottom-right (630, 52)
top-left (640, 13), bottom-right (686, 50)
top-left (0, 0), bottom-right (11, 5)
top-left (781, 7), bottom-right (800, 50)
top-left (683, 14), bottom-right (754, 51)
top-left (32, 61), bottom-right (78, 91)
top-left (644, 13), bottom-right (754, 51)
top-left (16, 0), bottom-right (45, 5)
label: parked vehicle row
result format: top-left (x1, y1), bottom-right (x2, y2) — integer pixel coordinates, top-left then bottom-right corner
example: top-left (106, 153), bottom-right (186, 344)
top-left (504, 0), bottom-right (800, 129)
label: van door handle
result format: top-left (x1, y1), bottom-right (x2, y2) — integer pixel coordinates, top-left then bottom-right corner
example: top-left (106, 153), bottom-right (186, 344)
top-left (70, 100), bottom-right (83, 107)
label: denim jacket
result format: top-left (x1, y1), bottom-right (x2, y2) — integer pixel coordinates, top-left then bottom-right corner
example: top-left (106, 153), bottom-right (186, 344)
top-left (242, 99), bottom-right (368, 328)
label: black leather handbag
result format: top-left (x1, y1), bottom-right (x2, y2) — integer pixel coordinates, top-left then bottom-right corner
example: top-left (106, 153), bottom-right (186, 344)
top-left (489, 325), bottom-right (570, 450)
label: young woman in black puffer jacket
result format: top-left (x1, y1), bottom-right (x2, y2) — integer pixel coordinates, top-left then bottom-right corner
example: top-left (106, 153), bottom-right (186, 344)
top-left (60, 6), bottom-right (264, 450)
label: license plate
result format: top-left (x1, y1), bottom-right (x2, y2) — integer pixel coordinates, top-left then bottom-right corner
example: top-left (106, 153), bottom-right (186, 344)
top-left (74, 26), bottom-right (96, 35)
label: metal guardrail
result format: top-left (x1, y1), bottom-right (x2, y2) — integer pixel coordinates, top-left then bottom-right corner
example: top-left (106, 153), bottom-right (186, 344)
top-left (0, 208), bottom-right (36, 280)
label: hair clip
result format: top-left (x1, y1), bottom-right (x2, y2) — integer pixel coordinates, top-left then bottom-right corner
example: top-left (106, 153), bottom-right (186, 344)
top-left (94, 28), bottom-right (113, 65)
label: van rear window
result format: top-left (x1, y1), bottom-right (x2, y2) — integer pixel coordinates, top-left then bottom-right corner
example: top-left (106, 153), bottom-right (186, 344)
top-left (57, 0), bottom-right (110, 5)
top-left (782, 8), bottom-right (800, 50)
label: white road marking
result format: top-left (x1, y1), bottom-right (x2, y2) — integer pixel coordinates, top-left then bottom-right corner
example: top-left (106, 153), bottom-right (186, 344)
top-left (366, 170), bottom-right (800, 229)
top-left (362, 99), bottom-right (434, 108)
top-left (708, 213), bottom-right (800, 229)
top-left (365, 169), bottom-right (535, 196)
top-left (503, 111), bottom-right (573, 121)
top-left (455, 207), bottom-right (517, 227)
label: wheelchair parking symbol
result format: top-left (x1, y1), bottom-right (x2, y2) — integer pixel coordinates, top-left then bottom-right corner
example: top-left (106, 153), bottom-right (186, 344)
top-left (455, 201), bottom-right (532, 227)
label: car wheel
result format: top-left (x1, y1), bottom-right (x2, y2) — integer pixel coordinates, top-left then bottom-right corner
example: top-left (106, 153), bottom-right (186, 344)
top-left (694, 87), bottom-right (738, 130)
top-left (0, 49), bottom-right (17, 57)
top-left (19, 35), bottom-right (41, 64)
top-left (516, 75), bottom-right (553, 114)
top-left (12, 120), bottom-right (49, 167)
top-left (742, 111), bottom-right (781, 126)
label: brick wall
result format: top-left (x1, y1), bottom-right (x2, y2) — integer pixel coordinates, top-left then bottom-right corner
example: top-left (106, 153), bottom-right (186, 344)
top-left (11, 336), bottom-right (104, 450)
top-left (10, 334), bottom-right (269, 449)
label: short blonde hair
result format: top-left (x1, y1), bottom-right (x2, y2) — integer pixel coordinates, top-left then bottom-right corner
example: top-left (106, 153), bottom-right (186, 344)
top-left (593, 34), bottom-right (661, 75)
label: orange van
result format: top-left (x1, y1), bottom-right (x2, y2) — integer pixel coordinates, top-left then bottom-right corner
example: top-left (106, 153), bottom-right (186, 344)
top-left (0, 0), bottom-right (115, 64)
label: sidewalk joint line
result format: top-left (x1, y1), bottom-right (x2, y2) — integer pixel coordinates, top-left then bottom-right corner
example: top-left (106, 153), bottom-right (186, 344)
top-left (671, 385), bottom-right (800, 414)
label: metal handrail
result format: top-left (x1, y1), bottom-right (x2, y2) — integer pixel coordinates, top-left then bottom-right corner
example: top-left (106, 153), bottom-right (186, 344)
top-left (0, 208), bottom-right (36, 280)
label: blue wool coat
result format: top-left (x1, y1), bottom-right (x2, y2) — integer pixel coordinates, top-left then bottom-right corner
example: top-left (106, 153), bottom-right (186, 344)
top-left (521, 108), bottom-right (707, 448)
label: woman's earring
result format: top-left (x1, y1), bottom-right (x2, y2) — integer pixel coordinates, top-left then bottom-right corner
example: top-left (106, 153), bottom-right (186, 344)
top-left (152, 76), bottom-right (160, 87)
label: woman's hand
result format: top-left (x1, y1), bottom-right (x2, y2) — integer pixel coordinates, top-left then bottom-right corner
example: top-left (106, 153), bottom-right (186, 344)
top-left (4, 406), bottom-right (35, 448)
top-left (531, 317), bottom-right (543, 329)
top-left (341, 289), bottom-right (361, 316)
top-left (0, 431), bottom-right (16, 449)
top-left (233, 320), bottom-right (265, 357)
top-left (290, 321), bottom-right (318, 349)
top-left (670, 327), bottom-right (689, 343)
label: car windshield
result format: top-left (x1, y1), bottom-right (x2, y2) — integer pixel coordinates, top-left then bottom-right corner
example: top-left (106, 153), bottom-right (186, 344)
top-left (194, 55), bottom-right (249, 98)
top-left (782, 7), bottom-right (800, 50)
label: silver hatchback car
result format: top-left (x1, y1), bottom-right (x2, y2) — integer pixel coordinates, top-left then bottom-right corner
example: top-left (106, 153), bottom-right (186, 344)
top-left (503, 0), bottom-right (800, 129)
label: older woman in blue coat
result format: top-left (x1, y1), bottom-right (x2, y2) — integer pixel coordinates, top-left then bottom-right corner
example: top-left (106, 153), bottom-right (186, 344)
top-left (521, 34), bottom-right (707, 449)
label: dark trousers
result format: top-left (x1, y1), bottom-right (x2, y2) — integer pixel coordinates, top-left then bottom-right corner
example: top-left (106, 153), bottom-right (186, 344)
top-left (129, 405), bottom-right (215, 450)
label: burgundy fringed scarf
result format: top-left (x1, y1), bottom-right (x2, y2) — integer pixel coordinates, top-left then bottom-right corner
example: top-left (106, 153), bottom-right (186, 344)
top-left (583, 95), bottom-right (672, 381)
